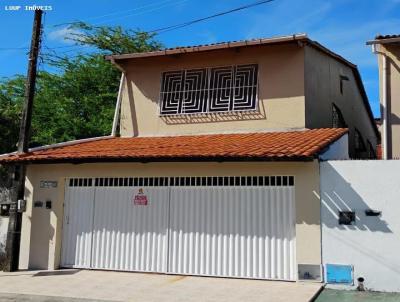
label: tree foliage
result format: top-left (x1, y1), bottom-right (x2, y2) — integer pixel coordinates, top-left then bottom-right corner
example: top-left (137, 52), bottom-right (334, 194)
top-left (0, 22), bottom-right (162, 153)
top-left (67, 22), bottom-right (162, 54)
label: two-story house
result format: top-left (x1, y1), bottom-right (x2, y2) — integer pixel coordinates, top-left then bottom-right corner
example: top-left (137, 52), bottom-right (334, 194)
top-left (0, 34), bottom-right (378, 282)
top-left (367, 35), bottom-right (400, 159)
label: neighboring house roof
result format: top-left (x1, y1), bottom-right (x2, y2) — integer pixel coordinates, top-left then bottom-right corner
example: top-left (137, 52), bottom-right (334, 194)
top-left (376, 34), bottom-right (400, 40)
top-left (367, 34), bottom-right (400, 45)
top-left (0, 129), bottom-right (348, 164)
top-left (106, 34), bottom-right (379, 140)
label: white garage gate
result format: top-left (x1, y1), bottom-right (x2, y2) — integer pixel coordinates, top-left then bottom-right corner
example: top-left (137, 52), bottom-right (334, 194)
top-left (61, 176), bottom-right (296, 280)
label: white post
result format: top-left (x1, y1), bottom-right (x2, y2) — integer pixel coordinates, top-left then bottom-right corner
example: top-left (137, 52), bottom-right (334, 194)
top-left (111, 73), bottom-right (125, 137)
top-left (372, 43), bottom-right (389, 160)
top-left (382, 54), bottom-right (388, 160)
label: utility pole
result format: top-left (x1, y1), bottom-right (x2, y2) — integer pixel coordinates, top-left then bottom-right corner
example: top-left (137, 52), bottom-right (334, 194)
top-left (5, 9), bottom-right (42, 272)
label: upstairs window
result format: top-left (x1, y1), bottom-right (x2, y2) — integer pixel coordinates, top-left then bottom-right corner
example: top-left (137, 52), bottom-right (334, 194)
top-left (332, 104), bottom-right (347, 128)
top-left (367, 140), bottom-right (376, 159)
top-left (159, 64), bottom-right (258, 115)
top-left (354, 128), bottom-right (366, 157)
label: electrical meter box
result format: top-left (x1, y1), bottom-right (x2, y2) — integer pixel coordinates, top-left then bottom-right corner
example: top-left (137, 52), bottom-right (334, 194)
top-left (326, 264), bottom-right (353, 284)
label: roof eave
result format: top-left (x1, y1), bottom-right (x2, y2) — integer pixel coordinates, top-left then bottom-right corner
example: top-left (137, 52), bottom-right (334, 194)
top-left (105, 34), bottom-right (309, 61)
top-left (367, 37), bottom-right (400, 45)
top-left (1, 155), bottom-right (315, 165)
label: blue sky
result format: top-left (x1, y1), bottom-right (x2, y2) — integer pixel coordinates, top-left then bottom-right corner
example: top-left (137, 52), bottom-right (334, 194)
top-left (1, 0), bottom-right (399, 117)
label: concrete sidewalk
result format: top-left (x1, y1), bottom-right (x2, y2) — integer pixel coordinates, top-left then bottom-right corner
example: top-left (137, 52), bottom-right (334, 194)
top-left (0, 270), bottom-right (322, 302)
top-left (0, 293), bottom-right (112, 302)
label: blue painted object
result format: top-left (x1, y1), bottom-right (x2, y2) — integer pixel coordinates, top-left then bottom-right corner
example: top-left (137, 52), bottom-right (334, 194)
top-left (326, 264), bottom-right (353, 284)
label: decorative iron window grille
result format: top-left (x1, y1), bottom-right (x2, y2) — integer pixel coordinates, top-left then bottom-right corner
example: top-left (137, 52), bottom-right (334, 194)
top-left (159, 64), bottom-right (258, 115)
top-left (332, 104), bottom-right (347, 128)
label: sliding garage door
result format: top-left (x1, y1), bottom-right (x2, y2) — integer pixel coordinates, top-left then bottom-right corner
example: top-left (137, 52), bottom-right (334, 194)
top-left (61, 176), bottom-right (296, 280)
top-left (169, 185), bottom-right (296, 280)
top-left (61, 179), bottom-right (94, 268)
top-left (91, 186), bottom-right (169, 272)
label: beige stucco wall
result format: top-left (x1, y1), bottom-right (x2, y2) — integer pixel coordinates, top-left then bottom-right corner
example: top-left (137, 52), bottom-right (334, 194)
top-left (19, 161), bottom-right (321, 274)
top-left (378, 44), bottom-right (400, 159)
top-left (119, 43), bottom-right (306, 137)
top-left (304, 46), bottom-right (378, 158)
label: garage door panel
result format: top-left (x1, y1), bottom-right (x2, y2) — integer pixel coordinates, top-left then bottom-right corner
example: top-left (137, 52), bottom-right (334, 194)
top-left (62, 176), bottom-right (296, 281)
top-left (168, 187), bottom-right (296, 280)
top-left (61, 186), bottom-right (95, 268)
top-left (91, 187), bottom-right (169, 272)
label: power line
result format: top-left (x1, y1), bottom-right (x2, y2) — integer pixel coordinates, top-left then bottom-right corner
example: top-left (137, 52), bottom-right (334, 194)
top-left (0, 47), bottom-right (29, 50)
top-left (1, 0), bottom-right (276, 54)
top-left (147, 0), bottom-right (276, 34)
top-left (48, 0), bottom-right (185, 28)
top-left (93, 0), bottom-right (189, 25)
top-left (0, 0), bottom-right (189, 52)
top-left (53, 0), bottom-right (276, 55)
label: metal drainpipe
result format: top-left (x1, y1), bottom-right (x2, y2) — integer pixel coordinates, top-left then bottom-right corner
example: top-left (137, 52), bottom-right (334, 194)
top-left (382, 54), bottom-right (389, 160)
top-left (111, 73), bottom-right (125, 137)
top-left (372, 44), bottom-right (388, 159)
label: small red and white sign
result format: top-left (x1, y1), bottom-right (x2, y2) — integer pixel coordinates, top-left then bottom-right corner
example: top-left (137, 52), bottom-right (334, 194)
top-left (133, 188), bottom-right (148, 205)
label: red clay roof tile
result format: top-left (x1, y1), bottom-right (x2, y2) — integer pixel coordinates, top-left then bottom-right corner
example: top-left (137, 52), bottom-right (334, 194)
top-left (0, 129), bottom-right (348, 164)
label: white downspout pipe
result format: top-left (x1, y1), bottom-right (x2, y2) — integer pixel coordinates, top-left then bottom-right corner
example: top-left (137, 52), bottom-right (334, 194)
top-left (382, 54), bottom-right (388, 160)
top-left (111, 73), bottom-right (125, 137)
top-left (372, 44), bottom-right (388, 159)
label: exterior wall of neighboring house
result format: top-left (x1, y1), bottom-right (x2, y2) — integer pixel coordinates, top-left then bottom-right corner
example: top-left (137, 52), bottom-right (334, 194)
top-left (378, 43), bottom-right (400, 159)
top-left (320, 160), bottom-right (400, 292)
top-left (304, 46), bottom-right (378, 159)
top-left (119, 43), bottom-right (306, 137)
top-left (19, 161), bottom-right (321, 275)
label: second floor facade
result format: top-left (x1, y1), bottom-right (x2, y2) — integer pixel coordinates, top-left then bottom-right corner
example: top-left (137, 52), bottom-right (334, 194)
top-left (108, 34), bottom-right (379, 159)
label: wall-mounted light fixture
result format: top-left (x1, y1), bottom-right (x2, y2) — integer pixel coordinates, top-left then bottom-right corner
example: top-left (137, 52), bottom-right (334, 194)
top-left (365, 209), bottom-right (381, 216)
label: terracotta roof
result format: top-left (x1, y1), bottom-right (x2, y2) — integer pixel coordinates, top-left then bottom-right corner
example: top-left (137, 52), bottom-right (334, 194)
top-left (0, 129), bottom-right (348, 164)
